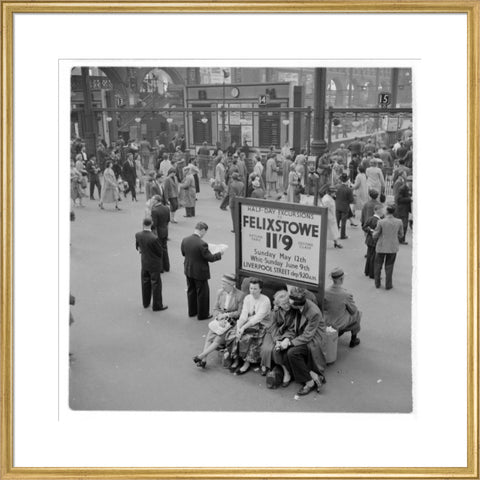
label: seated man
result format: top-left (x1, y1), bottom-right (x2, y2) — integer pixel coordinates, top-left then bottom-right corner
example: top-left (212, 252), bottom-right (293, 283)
top-left (323, 267), bottom-right (361, 348)
top-left (224, 278), bottom-right (271, 375)
top-left (192, 274), bottom-right (245, 368)
top-left (272, 287), bottom-right (327, 396)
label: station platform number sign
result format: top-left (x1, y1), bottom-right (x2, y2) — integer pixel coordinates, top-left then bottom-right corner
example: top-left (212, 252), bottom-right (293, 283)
top-left (378, 92), bottom-right (392, 107)
top-left (258, 94), bottom-right (268, 105)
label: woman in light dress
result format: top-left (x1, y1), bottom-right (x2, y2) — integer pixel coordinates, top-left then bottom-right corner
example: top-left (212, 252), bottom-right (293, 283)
top-left (286, 163), bottom-right (300, 203)
top-left (179, 164), bottom-right (197, 217)
top-left (98, 160), bottom-right (121, 210)
top-left (320, 184), bottom-right (342, 248)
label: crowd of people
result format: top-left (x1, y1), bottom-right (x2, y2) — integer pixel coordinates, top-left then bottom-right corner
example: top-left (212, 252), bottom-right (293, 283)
top-left (71, 129), bottom-right (412, 396)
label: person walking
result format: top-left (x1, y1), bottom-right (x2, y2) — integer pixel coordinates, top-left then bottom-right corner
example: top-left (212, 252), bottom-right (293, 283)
top-left (135, 218), bottom-right (168, 312)
top-left (180, 222), bottom-right (224, 320)
top-left (320, 185), bottom-right (342, 248)
top-left (122, 153), bottom-right (137, 201)
top-left (86, 155), bottom-right (102, 200)
top-left (265, 153), bottom-right (278, 198)
top-left (335, 173), bottom-right (354, 240)
top-left (372, 205), bottom-right (404, 290)
top-left (163, 168), bottom-right (179, 223)
top-left (179, 164), bottom-right (197, 218)
top-left (228, 172), bottom-right (245, 233)
top-left (363, 204), bottom-right (383, 278)
top-left (98, 160), bottom-right (120, 210)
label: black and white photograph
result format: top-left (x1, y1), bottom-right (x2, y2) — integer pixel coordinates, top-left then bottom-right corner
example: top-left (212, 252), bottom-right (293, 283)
top-left (69, 66), bottom-right (414, 412)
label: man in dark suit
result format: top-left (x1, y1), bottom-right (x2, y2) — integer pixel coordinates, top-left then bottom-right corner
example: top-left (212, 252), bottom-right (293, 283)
top-left (151, 196), bottom-right (170, 272)
top-left (362, 204), bottom-right (384, 278)
top-left (122, 153), bottom-right (137, 201)
top-left (181, 222), bottom-right (223, 320)
top-left (360, 189), bottom-right (381, 227)
top-left (373, 205), bottom-right (404, 290)
top-left (335, 173), bottom-right (354, 239)
top-left (135, 218), bottom-right (168, 312)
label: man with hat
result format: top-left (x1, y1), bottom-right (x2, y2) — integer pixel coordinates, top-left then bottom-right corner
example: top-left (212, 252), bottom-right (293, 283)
top-left (335, 173), bottom-right (354, 239)
top-left (135, 217), bottom-right (168, 312)
top-left (272, 287), bottom-right (327, 396)
top-left (324, 268), bottom-right (361, 348)
top-left (193, 273), bottom-right (245, 368)
top-left (228, 172), bottom-right (245, 233)
top-left (163, 168), bottom-right (179, 223)
top-left (151, 195), bottom-right (171, 272)
top-left (181, 222), bottom-right (224, 320)
top-left (361, 189), bottom-right (382, 227)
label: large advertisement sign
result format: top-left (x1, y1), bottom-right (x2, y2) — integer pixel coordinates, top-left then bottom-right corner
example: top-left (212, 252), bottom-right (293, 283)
top-left (236, 199), bottom-right (327, 290)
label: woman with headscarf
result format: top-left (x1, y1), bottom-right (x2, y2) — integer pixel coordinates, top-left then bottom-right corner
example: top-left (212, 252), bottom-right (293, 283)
top-left (179, 164), bottom-right (197, 217)
top-left (260, 290), bottom-right (295, 379)
top-left (271, 287), bottom-right (327, 396)
top-left (98, 160), bottom-right (121, 210)
top-left (320, 184), bottom-right (342, 248)
top-left (192, 274), bottom-right (246, 369)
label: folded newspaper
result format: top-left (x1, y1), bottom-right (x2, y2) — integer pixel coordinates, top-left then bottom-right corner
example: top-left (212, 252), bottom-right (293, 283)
top-left (208, 243), bottom-right (228, 255)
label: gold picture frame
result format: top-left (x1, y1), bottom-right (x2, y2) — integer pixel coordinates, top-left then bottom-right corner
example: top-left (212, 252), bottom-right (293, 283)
top-left (1, 1), bottom-right (478, 478)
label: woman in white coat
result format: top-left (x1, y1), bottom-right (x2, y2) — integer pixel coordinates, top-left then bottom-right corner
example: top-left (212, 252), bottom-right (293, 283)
top-left (352, 165), bottom-right (369, 219)
top-left (320, 184), bottom-right (343, 248)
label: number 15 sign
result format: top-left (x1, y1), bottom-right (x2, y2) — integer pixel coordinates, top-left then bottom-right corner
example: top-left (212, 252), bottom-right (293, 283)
top-left (233, 198), bottom-right (328, 298)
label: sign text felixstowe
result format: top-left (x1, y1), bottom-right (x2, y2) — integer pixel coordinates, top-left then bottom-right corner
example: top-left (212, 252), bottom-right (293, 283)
top-left (240, 203), bottom-right (323, 286)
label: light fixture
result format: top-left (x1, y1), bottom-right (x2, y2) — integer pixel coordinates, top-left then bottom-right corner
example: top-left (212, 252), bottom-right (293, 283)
top-left (201, 117), bottom-right (208, 124)
top-left (282, 119), bottom-right (290, 126)
top-left (166, 117), bottom-right (173, 124)
top-left (106, 116), bottom-right (113, 122)
top-left (134, 117), bottom-right (141, 123)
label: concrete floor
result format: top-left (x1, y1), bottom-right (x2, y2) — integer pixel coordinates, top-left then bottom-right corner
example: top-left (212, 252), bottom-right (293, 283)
top-left (69, 181), bottom-right (412, 412)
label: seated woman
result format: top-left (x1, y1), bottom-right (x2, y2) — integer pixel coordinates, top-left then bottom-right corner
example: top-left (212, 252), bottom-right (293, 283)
top-left (259, 290), bottom-right (295, 381)
top-left (224, 278), bottom-right (271, 375)
top-left (192, 274), bottom-right (245, 368)
top-left (271, 287), bottom-right (327, 395)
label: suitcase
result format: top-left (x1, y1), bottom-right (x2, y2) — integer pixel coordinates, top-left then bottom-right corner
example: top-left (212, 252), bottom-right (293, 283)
top-left (325, 327), bottom-right (338, 364)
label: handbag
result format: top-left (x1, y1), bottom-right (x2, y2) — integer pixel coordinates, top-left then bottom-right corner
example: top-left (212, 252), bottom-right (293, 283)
top-left (266, 365), bottom-right (284, 389)
top-left (208, 317), bottom-right (233, 336)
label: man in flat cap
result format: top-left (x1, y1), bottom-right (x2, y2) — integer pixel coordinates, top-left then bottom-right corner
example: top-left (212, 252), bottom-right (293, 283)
top-left (181, 222), bottom-right (224, 320)
top-left (324, 268), bottom-right (361, 348)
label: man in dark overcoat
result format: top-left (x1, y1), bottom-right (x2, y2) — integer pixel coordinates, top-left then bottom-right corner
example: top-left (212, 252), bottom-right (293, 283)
top-left (180, 222), bottom-right (223, 320)
top-left (335, 173), bottom-right (354, 239)
top-left (135, 218), bottom-right (168, 312)
top-left (362, 203), bottom-right (384, 278)
top-left (151, 196), bottom-right (171, 272)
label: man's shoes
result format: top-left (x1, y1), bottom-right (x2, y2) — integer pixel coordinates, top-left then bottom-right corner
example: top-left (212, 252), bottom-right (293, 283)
top-left (400, 241), bottom-right (408, 245)
top-left (349, 337), bottom-right (361, 348)
top-left (193, 356), bottom-right (206, 368)
top-left (297, 382), bottom-right (316, 396)
top-left (220, 206), bottom-right (227, 211)
top-left (199, 314), bottom-right (213, 320)
top-left (153, 305), bottom-right (168, 311)
top-left (340, 236), bottom-right (349, 239)
top-left (385, 286), bottom-right (393, 290)
top-left (375, 283), bottom-right (381, 288)
top-left (350, 222), bottom-right (358, 227)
